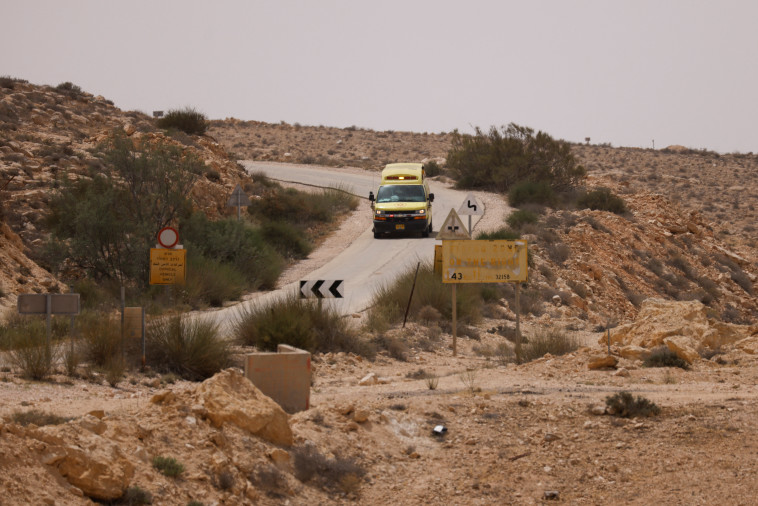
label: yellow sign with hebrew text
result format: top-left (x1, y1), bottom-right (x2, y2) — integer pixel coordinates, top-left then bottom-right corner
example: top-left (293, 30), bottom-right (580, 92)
top-left (442, 240), bottom-right (528, 283)
top-left (150, 248), bottom-right (186, 285)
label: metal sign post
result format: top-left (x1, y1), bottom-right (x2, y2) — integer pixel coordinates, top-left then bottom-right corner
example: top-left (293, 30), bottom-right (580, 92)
top-left (439, 238), bottom-right (529, 358)
top-left (226, 184), bottom-right (251, 221)
top-left (18, 293), bottom-right (81, 369)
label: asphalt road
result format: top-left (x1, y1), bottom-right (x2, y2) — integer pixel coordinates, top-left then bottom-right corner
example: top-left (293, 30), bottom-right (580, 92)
top-left (203, 162), bottom-right (486, 333)
top-left (242, 162), bottom-right (487, 313)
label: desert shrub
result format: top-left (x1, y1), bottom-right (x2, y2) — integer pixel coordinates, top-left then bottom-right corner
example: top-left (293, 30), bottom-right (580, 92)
top-left (0, 76), bottom-right (28, 89)
top-left (577, 187), bottom-right (627, 214)
top-left (417, 305), bottom-right (442, 325)
top-left (10, 409), bottom-right (71, 426)
top-left (508, 180), bottom-right (555, 207)
top-left (520, 326), bottom-right (579, 363)
top-left (78, 311), bottom-right (121, 367)
top-left (104, 356), bottom-right (126, 387)
top-left (182, 252), bottom-right (246, 308)
top-left (475, 228), bottom-right (521, 240)
top-left (292, 445), bottom-right (365, 493)
top-left (261, 220), bottom-right (313, 259)
top-left (667, 254), bottom-right (697, 280)
top-left (180, 212), bottom-right (283, 291)
top-left (423, 160), bottom-right (443, 177)
top-left (643, 346), bottom-right (689, 370)
top-left (215, 470), bottom-right (235, 491)
top-left (447, 123), bottom-right (585, 193)
top-left (544, 241), bottom-right (571, 265)
top-left (8, 320), bottom-right (58, 380)
top-left (506, 209), bottom-right (539, 230)
top-left (248, 465), bottom-right (287, 496)
top-left (55, 81), bottom-right (83, 97)
top-left (235, 293), bottom-right (373, 357)
top-left (156, 107), bottom-right (207, 135)
top-left (146, 315), bottom-right (231, 381)
top-left (367, 262), bottom-right (481, 328)
top-left (731, 269), bottom-right (754, 295)
top-left (118, 485), bottom-right (153, 505)
top-left (373, 334), bottom-right (409, 361)
top-left (605, 391), bottom-right (660, 418)
top-left (46, 131), bottom-right (201, 287)
top-left (152, 456), bottom-right (184, 478)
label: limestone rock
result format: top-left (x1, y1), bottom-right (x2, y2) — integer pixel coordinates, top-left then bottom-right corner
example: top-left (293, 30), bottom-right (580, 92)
top-left (619, 345), bottom-right (649, 361)
top-left (353, 409), bottom-right (370, 423)
top-left (35, 428), bottom-right (134, 501)
top-left (588, 354), bottom-right (617, 370)
top-left (193, 368), bottom-right (293, 446)
top-left (359, 372), bottom-right (378, 386)
top-left (663, 336), bottom-right (700, 364)
top-left (603, 299), bottom-right (752, 351)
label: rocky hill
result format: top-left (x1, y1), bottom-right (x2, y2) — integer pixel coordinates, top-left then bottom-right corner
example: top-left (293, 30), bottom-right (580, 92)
top-left (1, 80), bottom-right (758, 505)
top-left (0, 80), bottom-right (251, 315)
top-left (210, 119), bottom-right (758, 326)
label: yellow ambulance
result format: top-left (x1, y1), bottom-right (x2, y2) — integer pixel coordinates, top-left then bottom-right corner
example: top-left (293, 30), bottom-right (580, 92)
top-left (368, 163), bottom-right (434, 238)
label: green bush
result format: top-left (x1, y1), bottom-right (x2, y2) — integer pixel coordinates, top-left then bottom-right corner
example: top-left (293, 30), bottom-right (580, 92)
top-left (234, 293), bottom-right (373, 357)
top-left (8, 320), bottom-right (58, 380)
top-left (183, 252), bottom-right (246, 308)
top-left (78, 311), bottom-right (121, 367)
top-left (261, 221), bottom-right (313, 259)
top-left (519, 326), bottom-right (579, 363)
top-left (508, 181), bottom-right (555, 207)
top-left (643, 346), bottom-right (689, 370)
top-left (447, 123), bottom-right (585, 193)
top-left (366, 262), bottom-right (482, 330)
top-left (152, 456), bottom-right (185, 477)
top-left (146, 315), bottom-right (231, 381)
top-left (577, 187), bottom-right (627, 214)
top-left (605, 391), bottom-right (660, 418)
top-left (156, 107), bottom-right (208, 136)
top-left (423, 160), bottom-right (443, 177)
top-left (46, 131), bottom-right (201, 286)
top-left (55, 81), bottom-right (83, 97)
top-left (506, 209), bottom-right (539, 230)
top-left (180, 213), bottom-right (283, 291)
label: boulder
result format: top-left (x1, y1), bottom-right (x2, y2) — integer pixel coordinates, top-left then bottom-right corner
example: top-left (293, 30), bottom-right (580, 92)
top-left (36, 428), bottom-right (133, 501)
top-left (663, 336), bottom-right (700, 364)
top-left (193, 368), bottom-right (293, 446)
top-left (588, 354), bottom-right (617, 370)
top-left (619, 345), bottom-right (649, 361)
top-left (603, 299), bottom-right (751, 351)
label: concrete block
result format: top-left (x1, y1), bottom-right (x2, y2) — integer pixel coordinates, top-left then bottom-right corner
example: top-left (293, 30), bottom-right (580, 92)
top-left (243, 345), bottom-right (311, 413)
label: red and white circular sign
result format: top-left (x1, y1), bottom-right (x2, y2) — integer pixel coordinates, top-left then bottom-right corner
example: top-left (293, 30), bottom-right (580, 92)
top-left (157, 227), bottom-right (179, 249)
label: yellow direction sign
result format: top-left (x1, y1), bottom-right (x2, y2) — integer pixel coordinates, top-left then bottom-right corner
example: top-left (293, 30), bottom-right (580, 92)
top-left (150, 248), bottom-right (186, 285)
top-left (442, 239), bottom-right (528, 283)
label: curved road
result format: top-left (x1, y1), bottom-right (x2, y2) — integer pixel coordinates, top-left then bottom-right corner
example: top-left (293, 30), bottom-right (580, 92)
top-left (206, 162), bottom-right (490, 332)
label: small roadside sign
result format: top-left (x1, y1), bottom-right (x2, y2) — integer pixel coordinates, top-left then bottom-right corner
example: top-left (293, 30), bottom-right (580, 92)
top-left (150, 248), bottom-right (186, 285)
top-left (226, 184), bottom-right (251, 207)
top-left (457, 193), bottom-right (484, 216)
top-left (442, 239), bottom-right (528, 283)
top-left (157, 227), bottom-right (179, 249)
top-left (18, 293), bottom-right (80, 315)
top-left (299, 280), bottom-right (344, 299)
top-left (436, 208), bottom-right (470, 240)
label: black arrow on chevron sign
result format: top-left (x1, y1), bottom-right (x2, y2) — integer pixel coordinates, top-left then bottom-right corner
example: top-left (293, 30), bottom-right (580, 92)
top-left (299, 280), bottom-right (344, 299)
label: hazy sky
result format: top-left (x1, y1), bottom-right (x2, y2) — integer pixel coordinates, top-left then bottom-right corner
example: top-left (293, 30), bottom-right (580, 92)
top-left (3, 1), bottom-right (757, 153)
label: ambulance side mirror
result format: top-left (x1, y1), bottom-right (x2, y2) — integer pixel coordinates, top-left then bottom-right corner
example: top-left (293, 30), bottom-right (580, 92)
top-left (429, 193), bottom-right (434, 202)
top-left (369, 191), bottom-right (375, 202)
